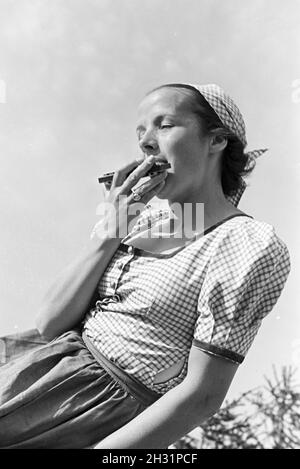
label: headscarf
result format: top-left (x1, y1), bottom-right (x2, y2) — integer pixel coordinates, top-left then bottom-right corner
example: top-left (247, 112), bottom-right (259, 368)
top-left (188, 83), bottom-right (268, 207)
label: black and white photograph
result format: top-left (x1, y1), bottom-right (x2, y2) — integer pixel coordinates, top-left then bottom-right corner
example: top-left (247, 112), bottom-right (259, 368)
top-left (0, 0), bottom-right (299, 452)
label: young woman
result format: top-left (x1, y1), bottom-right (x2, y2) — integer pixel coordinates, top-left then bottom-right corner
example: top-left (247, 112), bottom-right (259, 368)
top-left (0, 83), bottom-right (291, 449)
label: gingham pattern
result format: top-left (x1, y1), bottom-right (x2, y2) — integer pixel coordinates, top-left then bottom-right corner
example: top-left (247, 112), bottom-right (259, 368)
top-left (84, 207), bottom-right (290, 394)
top-left (189, 83), bottom-right (268, 206)
top-left (190, 84), bottom-right (248, 146)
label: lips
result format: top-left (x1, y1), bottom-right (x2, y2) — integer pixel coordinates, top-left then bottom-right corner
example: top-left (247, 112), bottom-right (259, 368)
top-left (145, 153), bottom-right (165, 161)
top-left (155, 159), bottom-right (168, 164)
top-left (151, 156), bottom-right (168, 164)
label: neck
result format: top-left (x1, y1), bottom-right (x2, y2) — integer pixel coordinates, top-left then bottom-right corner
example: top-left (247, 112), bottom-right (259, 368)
top-left (166, 181), bottom-right (242, 236)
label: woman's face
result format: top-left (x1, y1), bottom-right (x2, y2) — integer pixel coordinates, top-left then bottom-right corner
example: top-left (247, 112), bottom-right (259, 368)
top-left (136, 87), bottom-right (212, 204)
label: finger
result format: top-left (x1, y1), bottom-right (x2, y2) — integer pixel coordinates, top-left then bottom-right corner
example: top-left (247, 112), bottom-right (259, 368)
top-left (132, 171), bottom-right (167, 195)
top-left (128, 172), bottom-right (167, 202)
top-left (142, 179), bottom-right (166, 203)
top-left (119, 156), bottom-right (157, 193)
top-left (113, 157), bottom-right (146, 186)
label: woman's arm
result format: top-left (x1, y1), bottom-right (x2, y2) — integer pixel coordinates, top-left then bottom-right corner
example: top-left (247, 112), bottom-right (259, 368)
top-left (35, 156), bottom-right (167, 341)
top-left (94, 345), bottom-right (239, 449)
top-left (35, 234), bottom-right (121, 340)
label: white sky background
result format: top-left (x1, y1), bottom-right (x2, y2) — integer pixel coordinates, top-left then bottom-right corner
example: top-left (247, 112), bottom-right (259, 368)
top-left (0, 0), bottom-right (299, 400)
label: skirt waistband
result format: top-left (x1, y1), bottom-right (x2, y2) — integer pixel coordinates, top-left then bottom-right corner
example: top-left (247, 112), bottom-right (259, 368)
top-left (82, 331), bottom-right (161, 408)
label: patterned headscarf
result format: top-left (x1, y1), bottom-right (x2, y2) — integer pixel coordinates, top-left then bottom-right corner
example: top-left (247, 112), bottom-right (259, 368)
top-left (188, 83), bottom-right (268, 207)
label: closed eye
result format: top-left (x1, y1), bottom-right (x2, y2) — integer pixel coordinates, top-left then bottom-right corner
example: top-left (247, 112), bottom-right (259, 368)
top-left (160, 124), bottom-right (174, 129)
top-left (136, 121), bottom-right (175, 140)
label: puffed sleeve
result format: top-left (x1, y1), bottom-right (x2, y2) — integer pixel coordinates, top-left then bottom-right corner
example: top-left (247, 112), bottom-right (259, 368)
top-left (192, 220), bottom-right (291, 364)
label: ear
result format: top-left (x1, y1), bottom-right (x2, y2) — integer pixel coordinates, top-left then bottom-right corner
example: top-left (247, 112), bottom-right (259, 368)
top-left (209, 135), bottom-right (228, 154)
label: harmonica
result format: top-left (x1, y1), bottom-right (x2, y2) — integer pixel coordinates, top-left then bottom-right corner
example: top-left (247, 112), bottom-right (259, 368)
top-left (98, 162), bottom-right (171, 184)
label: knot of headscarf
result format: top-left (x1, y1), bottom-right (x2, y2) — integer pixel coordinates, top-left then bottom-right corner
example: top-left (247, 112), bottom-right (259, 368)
top-left (188, 83), bottom-right (268, 207)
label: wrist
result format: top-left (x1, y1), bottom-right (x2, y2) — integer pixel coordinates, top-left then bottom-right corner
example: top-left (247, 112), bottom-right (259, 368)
top-left (90, 217), bottom-right (122, 242)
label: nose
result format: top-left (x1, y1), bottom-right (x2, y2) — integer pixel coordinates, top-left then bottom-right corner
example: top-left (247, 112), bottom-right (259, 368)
top-left (139, 130), bottom-right (159, 156)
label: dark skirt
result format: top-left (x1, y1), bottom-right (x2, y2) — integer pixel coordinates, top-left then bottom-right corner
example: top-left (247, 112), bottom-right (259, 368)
top-left (0, 328), bottom-right (153, 449)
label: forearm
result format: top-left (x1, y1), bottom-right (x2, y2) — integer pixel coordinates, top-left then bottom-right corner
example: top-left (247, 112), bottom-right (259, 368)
top-left (36, 234), bottom-right (121, 339)
top-left (94, 380), bottom-right (216, 449)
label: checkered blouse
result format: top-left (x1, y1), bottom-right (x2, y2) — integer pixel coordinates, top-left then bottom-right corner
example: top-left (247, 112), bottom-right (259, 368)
top-left (83, 206), bottom-right (291, 395)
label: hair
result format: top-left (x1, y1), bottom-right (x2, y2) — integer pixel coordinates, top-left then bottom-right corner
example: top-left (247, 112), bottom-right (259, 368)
top-left (146, 83), bottom-right (255, 197)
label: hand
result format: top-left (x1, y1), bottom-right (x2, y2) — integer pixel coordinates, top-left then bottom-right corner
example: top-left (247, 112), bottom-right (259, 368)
top-left (98, 155), bottom-right (168, 239)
